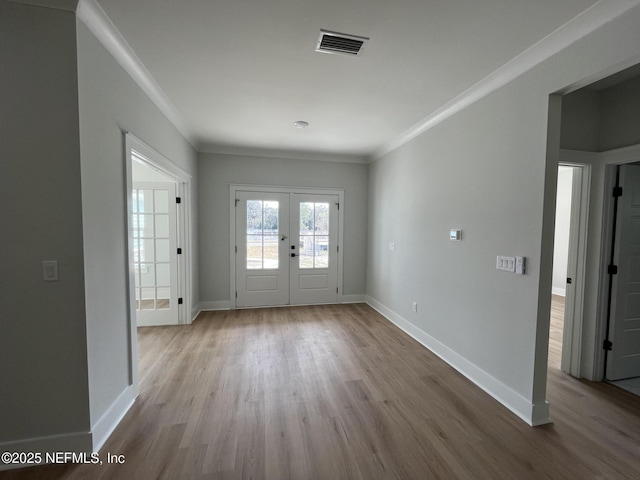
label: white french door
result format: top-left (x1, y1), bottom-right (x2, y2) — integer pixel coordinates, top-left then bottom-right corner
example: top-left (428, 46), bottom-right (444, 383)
top-left (236, 192), bottom-right (291, 307)
top-left (234, 189), bottom-right (340, 308)
top-left (290, 194), bottom-right (339, 304)
top-left (132, 182), bottom-right (179, 326)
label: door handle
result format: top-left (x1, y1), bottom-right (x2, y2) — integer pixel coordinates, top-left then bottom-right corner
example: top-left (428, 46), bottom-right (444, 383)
top-left (291, 253), bottom-right (297, 258)
top-left (281, 234), bottom-right (288, 241)
top-left (567, 278), bottom-right (572, 284)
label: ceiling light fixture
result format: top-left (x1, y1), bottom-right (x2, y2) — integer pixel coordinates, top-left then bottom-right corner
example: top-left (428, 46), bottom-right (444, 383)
top-left (293, 120), bottom-right (309, 128)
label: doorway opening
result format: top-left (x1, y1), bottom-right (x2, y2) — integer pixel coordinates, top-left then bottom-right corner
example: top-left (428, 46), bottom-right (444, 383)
top-left (602, 162), bottom-right (640, 395)
top-left (549, 164), bottom-right (590, 377)
top-left (126, 134), bottom-right (192, 328)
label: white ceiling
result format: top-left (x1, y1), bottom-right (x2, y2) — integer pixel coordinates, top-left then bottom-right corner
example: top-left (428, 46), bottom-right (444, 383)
top-left (95, 0), bottom-right (601, 160)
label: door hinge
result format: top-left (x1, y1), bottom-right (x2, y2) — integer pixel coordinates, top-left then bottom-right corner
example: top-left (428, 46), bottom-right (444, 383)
top-left (603, 339), bottom-right (613, 351)
top-left (337, 245), bottom-right (339, 252)
top-left (608, 264), bottom-right (618, 275)
top-left (235, 198), bottom-right (239, 207)
top-left (176, 197), bottom-right (182, 204)
top-left (178, 297), bottom-right (183, 305)
top-left (336, 288), bottom-right (338, 294)
top-left (235, 291), bottom-right (238, 298)
top-left (177, 248), bottom-right (182, 255)
top-left (613, 186), bottom-right (623, 198)
top-left (336, 202), bottom-right (340, 210)
top-left (235, 246), bottom-right (237, 253)
top-left (566, 277), bottom-right (572, 284)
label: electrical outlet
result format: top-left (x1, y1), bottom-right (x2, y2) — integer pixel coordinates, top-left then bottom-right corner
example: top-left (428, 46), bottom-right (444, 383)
top-left (412, 302), bottom-right (418, 313)
top-left (389, 242), bottom-right (396, 251)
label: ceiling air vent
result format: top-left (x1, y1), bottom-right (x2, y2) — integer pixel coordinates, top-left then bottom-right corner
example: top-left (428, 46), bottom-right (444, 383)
top-left (316, 30), bottom-right (369, 57)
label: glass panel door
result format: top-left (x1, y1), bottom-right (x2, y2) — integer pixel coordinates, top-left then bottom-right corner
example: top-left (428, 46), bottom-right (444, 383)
top-left (133, 182), bottom-right (179, 325)
top-left (236, 192), bottom-right (290, 307)
top-left (290, 194), bottom-right (339, 305)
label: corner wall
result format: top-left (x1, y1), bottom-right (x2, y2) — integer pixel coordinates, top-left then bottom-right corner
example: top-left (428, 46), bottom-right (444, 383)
top-left (0, 1), bottom-right (91, 452)
top-left (366, 4), bottom-right (640, 425)
top-left (76, 19), bottom-right (198, 445)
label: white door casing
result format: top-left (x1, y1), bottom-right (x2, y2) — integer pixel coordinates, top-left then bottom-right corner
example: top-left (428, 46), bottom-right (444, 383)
top-left (607, 164), bottom-right (640, 380)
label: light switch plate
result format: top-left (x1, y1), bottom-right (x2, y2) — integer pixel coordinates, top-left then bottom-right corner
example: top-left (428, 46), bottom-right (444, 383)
top-left (42, 260), bottom-right (58, 281)
top-left (496, 255), bottom-right (515, 272)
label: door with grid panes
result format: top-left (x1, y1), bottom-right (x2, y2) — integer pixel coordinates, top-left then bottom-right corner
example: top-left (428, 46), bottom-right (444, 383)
top-left (290, 194), bottom-right (339, 304)
top-left (132, 182), bottom-right (179, 325)
top-left (236, 192), bottom-right (290, 307)
top-left (235, 191), bottom-right (339, 307)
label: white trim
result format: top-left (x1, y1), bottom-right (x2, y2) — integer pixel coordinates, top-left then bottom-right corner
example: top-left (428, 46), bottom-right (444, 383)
top-left (200, 145), bottom-right (368, 164)
top-left (600, 143), bottom-right (640, 165)
top-left (76, 0), bottom-right (195, 148)
top-left (371, 0), bottom-right (640, 161)
top-left (90, 385), bottom-right (136, 452)
top-left (229, 184), bottom-right (345, 309)
top-left (199, 301), bottom-right (231, 311)
top-left (366, 295), bottom-right (550, 426)
top-left (0, 432), bottom-right (92, 471)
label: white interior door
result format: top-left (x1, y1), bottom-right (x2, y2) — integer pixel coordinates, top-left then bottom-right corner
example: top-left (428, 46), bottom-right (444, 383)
top-left (236, 192), bottom-right (290, 307)
top-left (133, 182), bottom-right (179, 326)
top-left (607, 164), bottom-right (640, 380)
top-left (290, 194), bottom-right (339, 305)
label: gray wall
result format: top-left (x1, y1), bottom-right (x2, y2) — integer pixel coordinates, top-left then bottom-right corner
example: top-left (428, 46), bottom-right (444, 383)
top-left (0, 1), bottom-right (198, 453)
top-left (367, 3), bottom-right (640, 424)
top-left (76, 20), bottom-right (198, 429)
top-left (561, 75), bottom-right (640, 152)
top-left (198, 153), bottom-right (368, 305)
top-left (0, 1), bottom-right (91, 446)
top-left (599, 76), bottom-right (640, 151)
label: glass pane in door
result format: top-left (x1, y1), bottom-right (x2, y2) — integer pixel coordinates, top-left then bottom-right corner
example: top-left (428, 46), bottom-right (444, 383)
top-left (299, 202), bottom-right (330, 269)
top-left (133, 186), bottom-right (172, 311)
top-left (246, 200), bottom-right (279, 269)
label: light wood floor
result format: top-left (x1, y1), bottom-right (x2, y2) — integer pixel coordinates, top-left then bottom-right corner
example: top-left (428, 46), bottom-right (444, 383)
top-left (3, 303), bottom-right (640, 479)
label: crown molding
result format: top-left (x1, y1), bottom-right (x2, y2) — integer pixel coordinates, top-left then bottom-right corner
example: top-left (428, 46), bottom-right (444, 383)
top-left (76, 0), bottom-right (196, 148)
top-left (371, 0), bottom-right (640, 161)
top-left (199, 144), bottom-right (369, 164)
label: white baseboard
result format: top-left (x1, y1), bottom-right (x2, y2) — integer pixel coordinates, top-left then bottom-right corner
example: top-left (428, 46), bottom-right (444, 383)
top-left (199, 300), bottom-right (231, 312)
top-left (0, 431), bottom-right (93, 471)
top-left (551, 287), bottom-right (566, 297)
top-left (341, 294), bottom-right (366, 303)
top-left (365, 295), bottom-right (550, 427)
top-left (90, 384), bottom-right (137, 452)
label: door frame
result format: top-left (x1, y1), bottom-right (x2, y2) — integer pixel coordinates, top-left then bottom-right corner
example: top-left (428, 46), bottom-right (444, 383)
top-left (556, 162), bottom-right (591, 377)
top-left (229, 184), bottom-right (345, 309)
top-left (126, 134), bottom-right (193, 327)
top-left (595, 146), bottom-right (640, 379)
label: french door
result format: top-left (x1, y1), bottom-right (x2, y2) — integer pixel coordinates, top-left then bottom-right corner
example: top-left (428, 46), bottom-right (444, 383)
top-left (235, 190), bottom-right (340, 307)
top-left (132, 182), bottom-right (179, 325)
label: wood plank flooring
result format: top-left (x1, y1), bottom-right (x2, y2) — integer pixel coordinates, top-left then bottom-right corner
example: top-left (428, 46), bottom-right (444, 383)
top-left (3, 303), bottom-right (640, 479)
